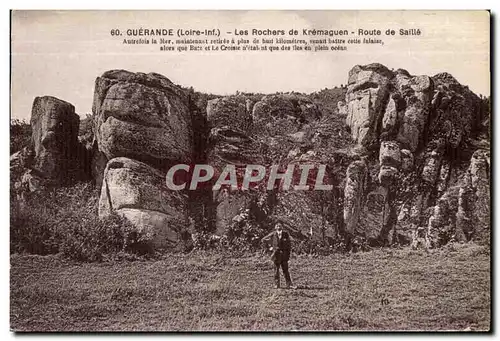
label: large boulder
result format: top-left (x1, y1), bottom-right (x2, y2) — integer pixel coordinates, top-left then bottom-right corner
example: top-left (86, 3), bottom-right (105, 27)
top-left (357, 186), bottom-right (395, 245)
top-left (93, 70), bottom-right (193, 170)
top-left (99, 157), bottom-right (189, 250)
top-left (345, 66), bottom-right (433, 152)
top-left (395, 75), bottom-right (433, 152)
top-left (343, 159), bottom-right (368, 237)
top-left (468, 149), bottom-right (490, 241)
top-left (345, 63), bottom-right (393, 147)
top-left (30, 96), bottom-right (80, 180)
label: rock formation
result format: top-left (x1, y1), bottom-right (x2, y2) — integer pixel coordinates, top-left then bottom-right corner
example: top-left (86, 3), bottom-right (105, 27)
top-left (343, 159), bottom-right (368, 238)
top-left (342, 63), bottom-right (488, 248)
top-left (345, 64), bottom-right (392, 148)
top-left (14, 64), bottom-right (488, 253)
top-left (427, 148), bottom-right (490, 247)
top-left (207, 97), bottom-right (251, 133)
top-left (92, 70), bottom-right (194, 175)
top-left (206, 96), bottom-right (267, 235)
top-left (99, 157), bottom-right (190, 250)
top-left (252, 94), bottom-right (321, 124)
top-left (90, 70), bottom-right (201, 248)
top-left (30, 96), bottom-right (80, 181)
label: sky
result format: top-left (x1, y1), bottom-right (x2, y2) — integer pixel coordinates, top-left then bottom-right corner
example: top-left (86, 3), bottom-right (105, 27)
top-left (11, 10), bottom-right (490, 120)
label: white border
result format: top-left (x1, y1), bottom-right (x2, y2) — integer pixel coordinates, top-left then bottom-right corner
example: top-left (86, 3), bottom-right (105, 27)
top-left (3, 1), bottom-right (497, 339)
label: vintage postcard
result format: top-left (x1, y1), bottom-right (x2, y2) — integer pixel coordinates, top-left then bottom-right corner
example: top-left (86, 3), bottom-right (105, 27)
top-left (10, 10), bottom-right (490, 331)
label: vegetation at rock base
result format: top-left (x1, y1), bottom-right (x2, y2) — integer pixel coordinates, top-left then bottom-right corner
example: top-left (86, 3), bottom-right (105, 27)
top-left (10, 183), bottom-right (155, 262)
top-left (10, 119), bottom-right (31, 154)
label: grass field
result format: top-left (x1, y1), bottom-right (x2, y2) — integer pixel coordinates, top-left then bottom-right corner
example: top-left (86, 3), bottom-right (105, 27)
top-left (10, 244), bottom-right (490, 332)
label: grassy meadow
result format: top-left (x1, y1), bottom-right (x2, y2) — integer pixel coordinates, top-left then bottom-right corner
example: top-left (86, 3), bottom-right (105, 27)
top-left (10, 243), bottom-right (490, 332)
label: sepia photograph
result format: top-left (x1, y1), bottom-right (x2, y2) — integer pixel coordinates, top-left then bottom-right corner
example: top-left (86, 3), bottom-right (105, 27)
top-left (9, 10), bottom-right (491, 331)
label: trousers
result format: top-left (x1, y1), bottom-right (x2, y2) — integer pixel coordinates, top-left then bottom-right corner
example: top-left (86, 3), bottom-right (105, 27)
top-left (274, 260), bottom-right (292, 287)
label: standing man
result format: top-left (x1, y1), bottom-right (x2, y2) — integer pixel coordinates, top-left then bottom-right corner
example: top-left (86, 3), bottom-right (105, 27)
top-left (262, 222), bottom-right (293, 289)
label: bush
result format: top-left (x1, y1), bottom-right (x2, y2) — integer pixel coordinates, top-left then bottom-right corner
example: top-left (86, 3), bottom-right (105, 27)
top-left (10, 201), bottom-right (60, 255)
top-left (10, 182), bottom-right (154, 261)
top-left (59, 215), bottom-right (131, 262)
top-left (192, 232), bottom-right (225, 251)
top-left (10, 119), bottom-right (32, 154)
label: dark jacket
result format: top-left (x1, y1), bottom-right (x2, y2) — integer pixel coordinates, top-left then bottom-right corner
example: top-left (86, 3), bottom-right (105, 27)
top-left (262, 231), bottom-right (291, 262)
